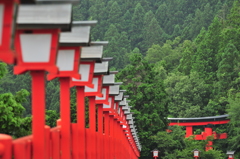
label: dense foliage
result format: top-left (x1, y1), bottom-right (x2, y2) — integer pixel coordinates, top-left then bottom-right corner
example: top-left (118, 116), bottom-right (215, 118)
top-left (116, 53), bottom-right (169, 158)
top-left (1, 0), bottom-right (240, 158)
top-left (0, 63), bottom-right (31, 138)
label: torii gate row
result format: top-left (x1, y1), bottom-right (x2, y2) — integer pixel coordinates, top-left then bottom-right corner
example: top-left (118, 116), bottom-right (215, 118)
top-left (168, 114), bottom-right (230, 150)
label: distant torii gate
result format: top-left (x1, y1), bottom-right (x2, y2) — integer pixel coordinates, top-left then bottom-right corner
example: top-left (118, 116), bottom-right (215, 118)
top-left (168, 115), bottom-right (230, 150)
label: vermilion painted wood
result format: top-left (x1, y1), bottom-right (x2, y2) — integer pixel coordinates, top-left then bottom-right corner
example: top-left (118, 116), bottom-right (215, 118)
top-left (70, 61), bottom-right (95, 88)
top-left (25, 139), bottom-right (32, 159)
top-left (169, 120), bottom-right (230, 126)
top-left (71, 123), bottom-right (78, 159)
top-left (95, 86), bottom-right (109, 105)
top-left (0, 0), bottom-right (19, 64)
top-left (186, 126), bottom-right (193, 137)
top-left (205, 127), bottom-right (213, 151)
top-left (89, 96), bottom-right (96, 159)
top-left (120, 123), bottom-right (124, 159)
top-left (103, 115), bottom-right (106, 159)
top-left (194, 132), bottom-right (227, 140)
top-left (104, 112), bottom-right (110, 159)
top-left (45, 126), bottom-right (50, 159)
top-left (14, 29), bottom-right (60, 75)
top-left (215, 133), bottom-right (227, 139)
top-left (13, 135), bottom-right (32, 159)
top-left (59, 77), bottom-right (71, 159)
top-left (6, 119), bottom-right (140, 158)
top-left (117, 123), bottom-right (121, 159)
top-left (112, 117), bottom-right (117, 158)
top-left (94, 131), bottom-right (98, 158)
top-left (31, 71), bottom-right (46, 159)
top-left (85, 129), bottom-right (90, 159)
top-left (113, 119), bottom-right (118, 159)
top-left (0, 134), bottom-right (12, 159)
top-left (50, 127), bottom-right (60, 159)
top-left (47, 46), bottom-right (81, 80)
top-left (109, 116), bottom-right (114, 159)
top-left (84, 75), bottom-right (103, 97)
top-left (76, 86), bottom-right (86, 159)
top-left (103, 96), bottom-right (114, 112)
top-left (13, 138), bottom-right (26, 158)
top-left (0, 0), bottom-right (18, 48)
top-left (97, 105), bottom-right (103, 159)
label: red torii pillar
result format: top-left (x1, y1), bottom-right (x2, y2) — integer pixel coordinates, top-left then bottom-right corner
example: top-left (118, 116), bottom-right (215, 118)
top-left (186, 126), bottom-right (193, 137)
top-left (205, 125), bottom-right (213, 151)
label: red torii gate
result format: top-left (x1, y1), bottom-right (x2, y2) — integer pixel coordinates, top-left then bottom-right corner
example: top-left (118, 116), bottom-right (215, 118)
top-left (168, 115), bottom-right (230, 150)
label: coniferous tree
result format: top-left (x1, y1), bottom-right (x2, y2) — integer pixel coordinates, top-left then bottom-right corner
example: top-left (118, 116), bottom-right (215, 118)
top-left (192, 17), bottom-right (222, 82)
top-left (130, 3), bottom-right (145, 49)
top-left (181, 14), bottom-right (194, 40)
top-left (217, 43), bottom-right (239, 95)
top-left (227, 0), bottom-right (240, 27)
top-left (155, 3), bottom-right (168, 29)
top-left (142, 17), bottom-right (167, 53)
top-left (177, 40), bottom-right (196, 75)
top-left (104, 24), bottom-right (125, 69)
top-left (122, 10), bottom-right (132, 33)
top-left (107, 1), bottom-right (122, 29)
top-left (172, 24), bottom-right (181, 38)
top-left (88, 0), bottom-right (107, 40)
top-left (202, 3), bottom-right (214, 28)
top-left (143, 10), bottom-right (155, 27)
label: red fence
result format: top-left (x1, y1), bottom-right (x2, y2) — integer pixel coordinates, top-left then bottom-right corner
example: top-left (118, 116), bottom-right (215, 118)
top-left (0, 118), bottom-right (139, 159)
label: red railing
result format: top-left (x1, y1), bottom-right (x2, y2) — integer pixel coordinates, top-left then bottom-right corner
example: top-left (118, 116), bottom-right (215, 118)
top-left (0, 119), bottom-right (139, 159)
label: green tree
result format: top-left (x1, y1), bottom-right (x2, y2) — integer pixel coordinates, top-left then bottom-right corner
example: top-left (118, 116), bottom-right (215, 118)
top-left (107, 1), bottom-right (122, 29)
top-left (104, 24), bottom-right (124, 69)
top-left (130, 3), bottom-right (145, 49)
top-left (155, 3), bottom-right (168, 30)
top-left (192, 17), bottom-right (222, 82)
top-left (226, 91), bottom-right (240, 158)
top-left (145, 44), bottom-right (171, 64)
top-left (171, 24), bottom-right (181, 38)
top-left (142, 17), bottom-right (168, 53)
top-left (72, 0), bottom-right (90, 21)
top-left (46, 109), bottom-right (60, 127)
top-left (122, 10), bottom-right (132, 33)
top-left (143, 10), bottom-right (155, 27)
top-left (227, 0), bottom-right (240, 28)
top-left (0, 88), bottom-right (31, 137)
top-left (164, 72), bottom-right (210, 118)
top-left (152, 126), bottom-right (185, 158)
top-left (217, 43), bottom-right (239, 94)
top-left (178, 40), bottom-right (196, 75)
top-left (88, 0), bottom-right (107, 40)
top-left (117, 53), bottom-right (169, 158)
top-left (46, 79), bottom-right (60, 112)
